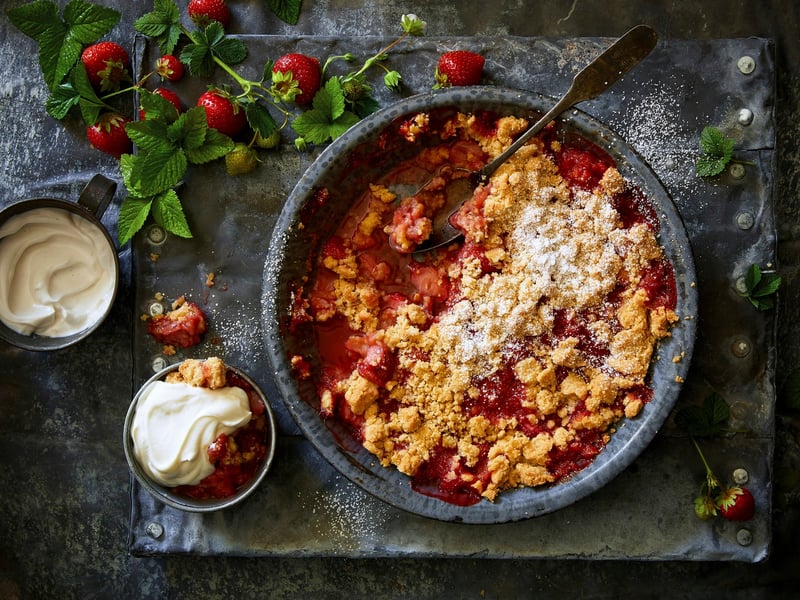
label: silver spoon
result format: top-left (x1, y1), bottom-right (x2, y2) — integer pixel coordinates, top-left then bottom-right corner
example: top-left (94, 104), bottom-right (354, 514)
top-left (412, 24), bottom-right (658, 254)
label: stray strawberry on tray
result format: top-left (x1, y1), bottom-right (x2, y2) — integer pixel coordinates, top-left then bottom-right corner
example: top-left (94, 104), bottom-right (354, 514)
top-left (147, 295), bottom-right (208, 353)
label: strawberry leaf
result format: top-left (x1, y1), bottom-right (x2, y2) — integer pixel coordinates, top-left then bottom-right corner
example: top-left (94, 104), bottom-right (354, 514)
top-left (8, 0), bottom-right (119, 91)
top-left (245, 102), bottom-right (279, 138)
top-left (674, 393), bottom-right (730, 437)
top-left (139, 89), bottom-right (180, 123)
top-left (180, 23), bottom-right (247, 78)
top-left (211, 37), bottom-right (248, 66)
top-left (265, 0), bottom-right (302, 25)
top-left (152, 189), bottom-right (192, 238)
top-left (117, 194), bottom-right (153, 246)
top-left (173, 107), bottom-right (211, 150)
top-left (129, 146), bottom-right (187, 197)
top-left (184, 128), bottom-right (234, 164)
top-left (292, 79), bottom-right (359, 144)
top-left (126, 119), bottom-right (171, 152)
top-left (134, 0), bottom-right (181, 56)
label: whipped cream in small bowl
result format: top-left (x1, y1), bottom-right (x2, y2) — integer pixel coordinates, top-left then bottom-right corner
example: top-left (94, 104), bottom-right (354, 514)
top-left (0, 175), bottom-right (119, 351)
top-left (123, 358), bottom-right (277, 512)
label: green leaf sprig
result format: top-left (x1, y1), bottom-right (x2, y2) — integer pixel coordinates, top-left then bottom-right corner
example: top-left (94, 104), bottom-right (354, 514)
top-left (117, 89), bottom-right (234, 245)
top-left (696, 126), bottom-right (735, 177)
top-left (674, 393), bottom-right (730, 438)
top-left (9, 0), bottom-right (424, 245)
top-left (738, 263), bottom-right (781, 311)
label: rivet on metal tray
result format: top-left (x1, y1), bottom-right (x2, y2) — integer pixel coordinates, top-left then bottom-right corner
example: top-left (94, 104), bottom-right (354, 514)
top-left (731, 338), bottom-right (751, 358)
top-left (151, 356), bottom-right (168, 372)
top-left (145, 522), bottom-right (164, 539)
top-left (148, 301), bottom-right (165, 317)
top-left (736, 211), bottom-right (754, 230)
top-left (737, 108), bottom-right (754, 126)
top-left (733, 468), bottom-right (749, 484)
top-left (146, 224), bottom-right (167, 245)
top-left (737, 55), bottom-right (756, 75)
top-left (729, 163), bottom-right (746, 179)
top-left (736, 528), bottom-right (753, 546)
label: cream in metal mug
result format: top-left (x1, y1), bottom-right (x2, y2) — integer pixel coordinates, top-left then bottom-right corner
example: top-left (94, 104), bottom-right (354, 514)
top-left (0, 174), bottom-right (120, 351)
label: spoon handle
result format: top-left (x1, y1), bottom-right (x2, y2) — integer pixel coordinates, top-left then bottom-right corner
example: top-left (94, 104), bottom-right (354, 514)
top-left (477, 24), bottom-right (658, 184)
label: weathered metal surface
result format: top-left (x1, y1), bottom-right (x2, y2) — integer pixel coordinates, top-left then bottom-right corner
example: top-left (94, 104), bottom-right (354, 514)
top-left (125, 35), bottom-right (775, 560)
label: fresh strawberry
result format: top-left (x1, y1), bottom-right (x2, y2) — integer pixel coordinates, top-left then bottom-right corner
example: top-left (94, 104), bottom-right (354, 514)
top-left (139, 87), bottom-right (182, 120)
top-left (434, 50), bottom-right (485, 88)
top-left (716, 486), bottom-right (755, 522)
top-left (156, 54), bottom-right (184, 82)
top-left (225, 142), bottom-right (259, 175)
top-left (81, 41), bottom-right (131, 92)
top-left (188, 0), bottom-right (230, 28)
top-left (197, 89), bottom-right (246, 137)
top-left (272, 53), bottom-right (321, 105)
top-left (86, 113), bottom-right (132, 159)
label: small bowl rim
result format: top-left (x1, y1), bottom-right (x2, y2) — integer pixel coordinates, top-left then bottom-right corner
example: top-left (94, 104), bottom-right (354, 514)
top-left (123, 359), bottom-right (277, 513)
top-left (0, 197), bottom-right (120, 351)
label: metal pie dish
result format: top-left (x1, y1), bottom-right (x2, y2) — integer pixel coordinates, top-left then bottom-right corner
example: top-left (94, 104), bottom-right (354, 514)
top-left (123, 361), bottom-right (277, 512)
top-left (262, 86), bottom-right (698, 524)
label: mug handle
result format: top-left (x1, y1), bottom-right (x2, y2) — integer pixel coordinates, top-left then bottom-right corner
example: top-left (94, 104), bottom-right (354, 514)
top-left (77, 174), bottom-right (117, 218)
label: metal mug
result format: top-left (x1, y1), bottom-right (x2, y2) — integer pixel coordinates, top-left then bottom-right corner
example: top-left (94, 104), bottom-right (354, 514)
top-left (0, 174), bottom-right (120, 351)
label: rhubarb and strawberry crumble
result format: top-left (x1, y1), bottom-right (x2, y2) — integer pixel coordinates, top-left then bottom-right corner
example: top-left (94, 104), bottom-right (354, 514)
top-left (289, 109), bottom-right (680, 506)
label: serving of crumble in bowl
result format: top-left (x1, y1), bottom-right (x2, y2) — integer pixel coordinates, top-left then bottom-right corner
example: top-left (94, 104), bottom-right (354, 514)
top-left (263, 87), bottom-right (698, 523)
top-left (124, 357), bottom-right (277, 512)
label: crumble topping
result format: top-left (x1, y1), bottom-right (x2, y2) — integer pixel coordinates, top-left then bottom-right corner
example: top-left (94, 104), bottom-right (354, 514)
top-left (298, 112), bottom-right (680, 504)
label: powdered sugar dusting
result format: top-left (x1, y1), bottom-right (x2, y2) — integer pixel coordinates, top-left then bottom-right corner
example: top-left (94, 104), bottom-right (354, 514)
top-left (300, 478), bottom-right (392, 552)
top-left (607, 79), bottom-right (701, 199)
top-left (210, 298), bottom-right (263, 365)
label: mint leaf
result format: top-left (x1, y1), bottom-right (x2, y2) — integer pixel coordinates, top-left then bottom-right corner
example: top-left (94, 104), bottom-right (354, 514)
top-left (265, 0), bottom-right (302, 25)
top-left (117, 195), bottom-right (153, 246)
top-left (152, 189), bottom-right (192, 238)
top-left (696, 126), bottom-right (734, 177)
top-left (134, 0), bottom-right (181, 55)
top-left (739, 263), bottom-right (781, 310)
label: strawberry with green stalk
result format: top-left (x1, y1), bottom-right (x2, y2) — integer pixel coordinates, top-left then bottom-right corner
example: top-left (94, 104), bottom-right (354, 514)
top-left (675, 393), bottom-right (756, 522)
top-left (690, 437), bottom-right (755, 522)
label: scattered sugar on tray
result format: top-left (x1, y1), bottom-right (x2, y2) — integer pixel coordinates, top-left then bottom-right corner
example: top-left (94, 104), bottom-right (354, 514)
top-left (301, 478), bottom-right (392, 551)
top-left (211, 299), bottom-right (263, 364)
top-left (607, 78), bottom-right (702, 198)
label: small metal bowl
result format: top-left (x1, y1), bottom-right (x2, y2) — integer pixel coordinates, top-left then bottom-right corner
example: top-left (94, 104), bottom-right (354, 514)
top-left (0, 175), bottom-right (119, 351)
top-left (123, 360), bottom-right (277, 512)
